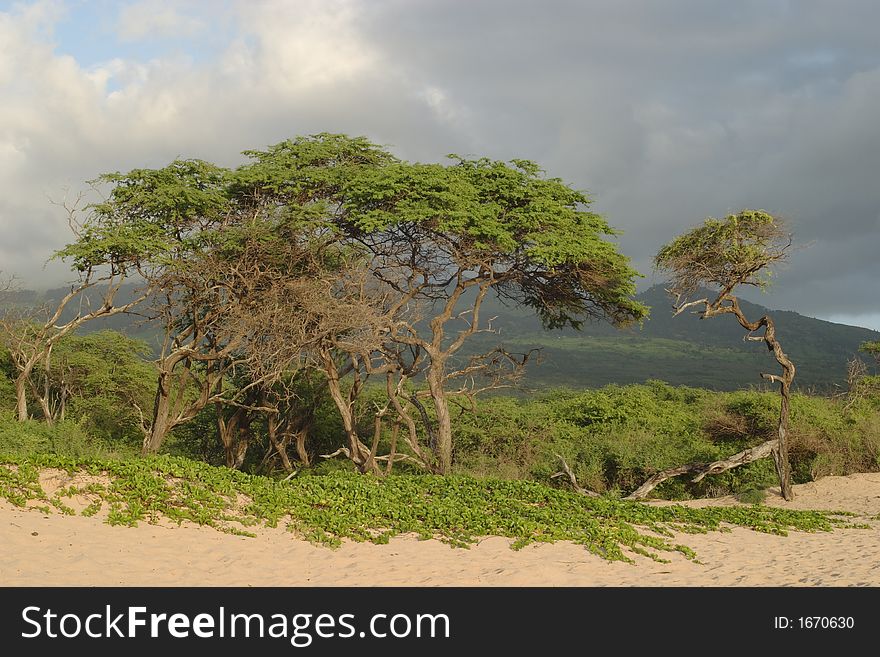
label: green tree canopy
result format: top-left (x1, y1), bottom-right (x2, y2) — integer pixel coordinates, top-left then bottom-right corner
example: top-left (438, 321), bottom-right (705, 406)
top-left (861, 341), bottom-right (880, 365)
top-left (52, 133), bottom-right (646, 473)
top-left (236, 137), bottom-right (646, 329)
top-left (655, 209), bottom-right (791, 299)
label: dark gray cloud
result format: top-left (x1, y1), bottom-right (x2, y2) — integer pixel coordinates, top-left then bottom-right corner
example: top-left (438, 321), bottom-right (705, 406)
top-left (351, 0), bottom-right (880, 326)
top-left (1, 0), bottom-right (878, 328)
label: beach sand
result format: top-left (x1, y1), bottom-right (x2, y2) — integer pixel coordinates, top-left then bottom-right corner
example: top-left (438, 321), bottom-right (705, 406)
top-left (2, 472), bottom-right (879, 586)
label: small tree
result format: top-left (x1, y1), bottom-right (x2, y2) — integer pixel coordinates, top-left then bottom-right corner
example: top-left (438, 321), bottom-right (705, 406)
top-left (862, 341), bottom-right (880, 366)
top-left (1, 200), bottom-right (149, 424)
top-left (36, 330), bottom-right (155, 438)
top-left (647, 209), bottom-right (796, 500)
top-left (846, 341), bottom-right (880, 407)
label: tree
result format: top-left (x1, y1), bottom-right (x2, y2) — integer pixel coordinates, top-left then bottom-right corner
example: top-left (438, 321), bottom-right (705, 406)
top-left (1, 200), bottom-right (150, 424)
top-left (33, 330), bottom-right (155, 439)
top-left (645, 209), bottom-right (796, 500)
top-left (842, 341), bottom-right (880, 410)
top-left (205, 235), bottom-right (389, 471)
top-left (55, 160), bottom-right (241, 453)
top-left (73, 155), bottom-right (391, 460)
top-left (61, 134), bottom-right (646, 473)
top-left (862, 341), bottom-right (880, 366)
top-left (240, 136), bottom-right (648, 474)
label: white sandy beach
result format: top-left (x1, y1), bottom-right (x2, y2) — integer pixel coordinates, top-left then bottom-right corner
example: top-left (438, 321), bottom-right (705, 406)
top-left (2, 472), bottom-right (879, 586)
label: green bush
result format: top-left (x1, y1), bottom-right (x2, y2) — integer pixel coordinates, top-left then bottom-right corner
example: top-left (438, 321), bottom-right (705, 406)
top-left (0, 376), bottom-right (15, 414)
top-left (450, 382), bottom-right (880, 499)
top-left (0, 411), bottom-right (137, 459)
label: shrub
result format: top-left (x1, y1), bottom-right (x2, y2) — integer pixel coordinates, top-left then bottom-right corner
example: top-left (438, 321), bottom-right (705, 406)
top-left (451, 382), bottom-right (880, 499)
top-left (0, 411), bottom-right (137, 460)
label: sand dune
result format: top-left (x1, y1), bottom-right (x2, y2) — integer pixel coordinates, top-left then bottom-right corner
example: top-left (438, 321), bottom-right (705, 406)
top-left (2, 472), bottom-right (879, 586)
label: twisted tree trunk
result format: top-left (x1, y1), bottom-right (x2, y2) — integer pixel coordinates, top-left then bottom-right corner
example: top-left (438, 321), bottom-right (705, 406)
top-left (720, 298), bottom-right (794, 501)
top-left (627, 294), bottom-right (795, 501)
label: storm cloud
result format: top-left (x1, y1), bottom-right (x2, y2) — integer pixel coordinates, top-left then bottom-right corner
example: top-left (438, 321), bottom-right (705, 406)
top-left (1, 0), bottom-right (878, 327)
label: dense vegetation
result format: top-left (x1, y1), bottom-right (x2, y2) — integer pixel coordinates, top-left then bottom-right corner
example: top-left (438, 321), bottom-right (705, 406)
top-left (3, 349), bottom-right (878, 502)
top-left (8, 133), bottom-right (642, 476)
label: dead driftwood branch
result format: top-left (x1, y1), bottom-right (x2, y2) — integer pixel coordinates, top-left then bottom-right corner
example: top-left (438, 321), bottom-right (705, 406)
top-left (551, 454), bottom-right (600, 497)
top-left (319, 446), bottom-right (425, 469)
top-left (625, 438), bottom-right (779, 500)
top-left (319, 447), bottom-right (351, 460)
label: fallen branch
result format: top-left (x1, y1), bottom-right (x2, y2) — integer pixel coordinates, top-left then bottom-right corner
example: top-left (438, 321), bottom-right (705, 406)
top-left (691, 438), bottom-right (778, 482)
top-left (626, 439), bottom-right (779, 500)
top-left (319, 447), bottom-right (351, 460)
top-left (373, 453), bottom-right (425, 467)
top-left (551, 454), bottom-right (600, 497)
top-left (320, 447), bottom-right (427, 470)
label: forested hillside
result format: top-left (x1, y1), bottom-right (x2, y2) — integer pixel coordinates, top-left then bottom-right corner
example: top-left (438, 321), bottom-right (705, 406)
top-left (19, 282), bottom-right (879, 392)
top-left (466, 285), bottom-right (879, 391)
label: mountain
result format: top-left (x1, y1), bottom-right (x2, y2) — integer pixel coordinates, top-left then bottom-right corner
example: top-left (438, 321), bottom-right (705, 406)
top-left (466, 285), bottom-right (880, 391)
top-left (9, 283), bottom-right (879, 392)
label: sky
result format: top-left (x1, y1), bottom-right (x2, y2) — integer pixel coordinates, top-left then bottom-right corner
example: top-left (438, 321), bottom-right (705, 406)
top-left (0, 0), bottom-right (878, 331)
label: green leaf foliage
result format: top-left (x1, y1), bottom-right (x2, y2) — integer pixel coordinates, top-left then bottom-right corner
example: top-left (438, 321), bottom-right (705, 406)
top-left (71, 133), bottom-right (645, 330)
top-left (862, 341), bottom-right (880, 362)
top-left (50, 331), bottom-right (156, 442)
top-left (450, 382), bottom-right (880, 497)
top-left (54, 160), bottom-right (231, 272)
top-left (655, 209), bottom-right (789, 295)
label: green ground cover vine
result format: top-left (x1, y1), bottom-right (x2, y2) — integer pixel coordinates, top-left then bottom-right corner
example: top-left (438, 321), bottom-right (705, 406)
top-left (0, 453), bottom-right (853, 563)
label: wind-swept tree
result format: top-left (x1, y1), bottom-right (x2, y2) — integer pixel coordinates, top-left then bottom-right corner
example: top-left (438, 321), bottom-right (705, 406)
top-left (57, 134), bottom-right (645, 472)
top-left (56, 160), bottom-right (245, 453)
top-left (209, 231), bottom-right (391, 472)
top-left (645, 210), bottom-right (796, 500)
top-left (73, 156), bottom-right (391, 459)
top-left (240, 136), bottom-right (648, 474)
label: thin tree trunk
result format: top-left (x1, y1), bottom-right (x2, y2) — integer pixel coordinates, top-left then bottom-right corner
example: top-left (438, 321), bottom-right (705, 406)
top-left (385, 420), bottom-right (399, 475)
top-left (267, 413), bottom-right (294, 472)
top-left (321, 350), bottom-right (377, 473)
top-left (15, 366), bottom-right (33, 421)
top-left (218, 406), bottom-right (244, 469)
top-left (726, 304), bottom-right (795, 501)
top-left (231, 421), bottom-right (251, 470)
top-left (37, 396), bottom-right (53, 426)
top-left (426, 368), bottom-right (453, 475)
top-left (773, 383), bottom-right (794, 500)
top-left (385, 373), bottom-right (434, 472)
top-left (294, 426), bottom-right (311, 467)
top-left (143, 370), bottom-right (172, 455)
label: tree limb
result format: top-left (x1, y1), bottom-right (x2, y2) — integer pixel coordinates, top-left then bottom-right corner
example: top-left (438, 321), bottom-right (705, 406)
top-left (551, 454), bottom-right (600, 497)
top-left (625, 439), bottom-right (779, 500)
